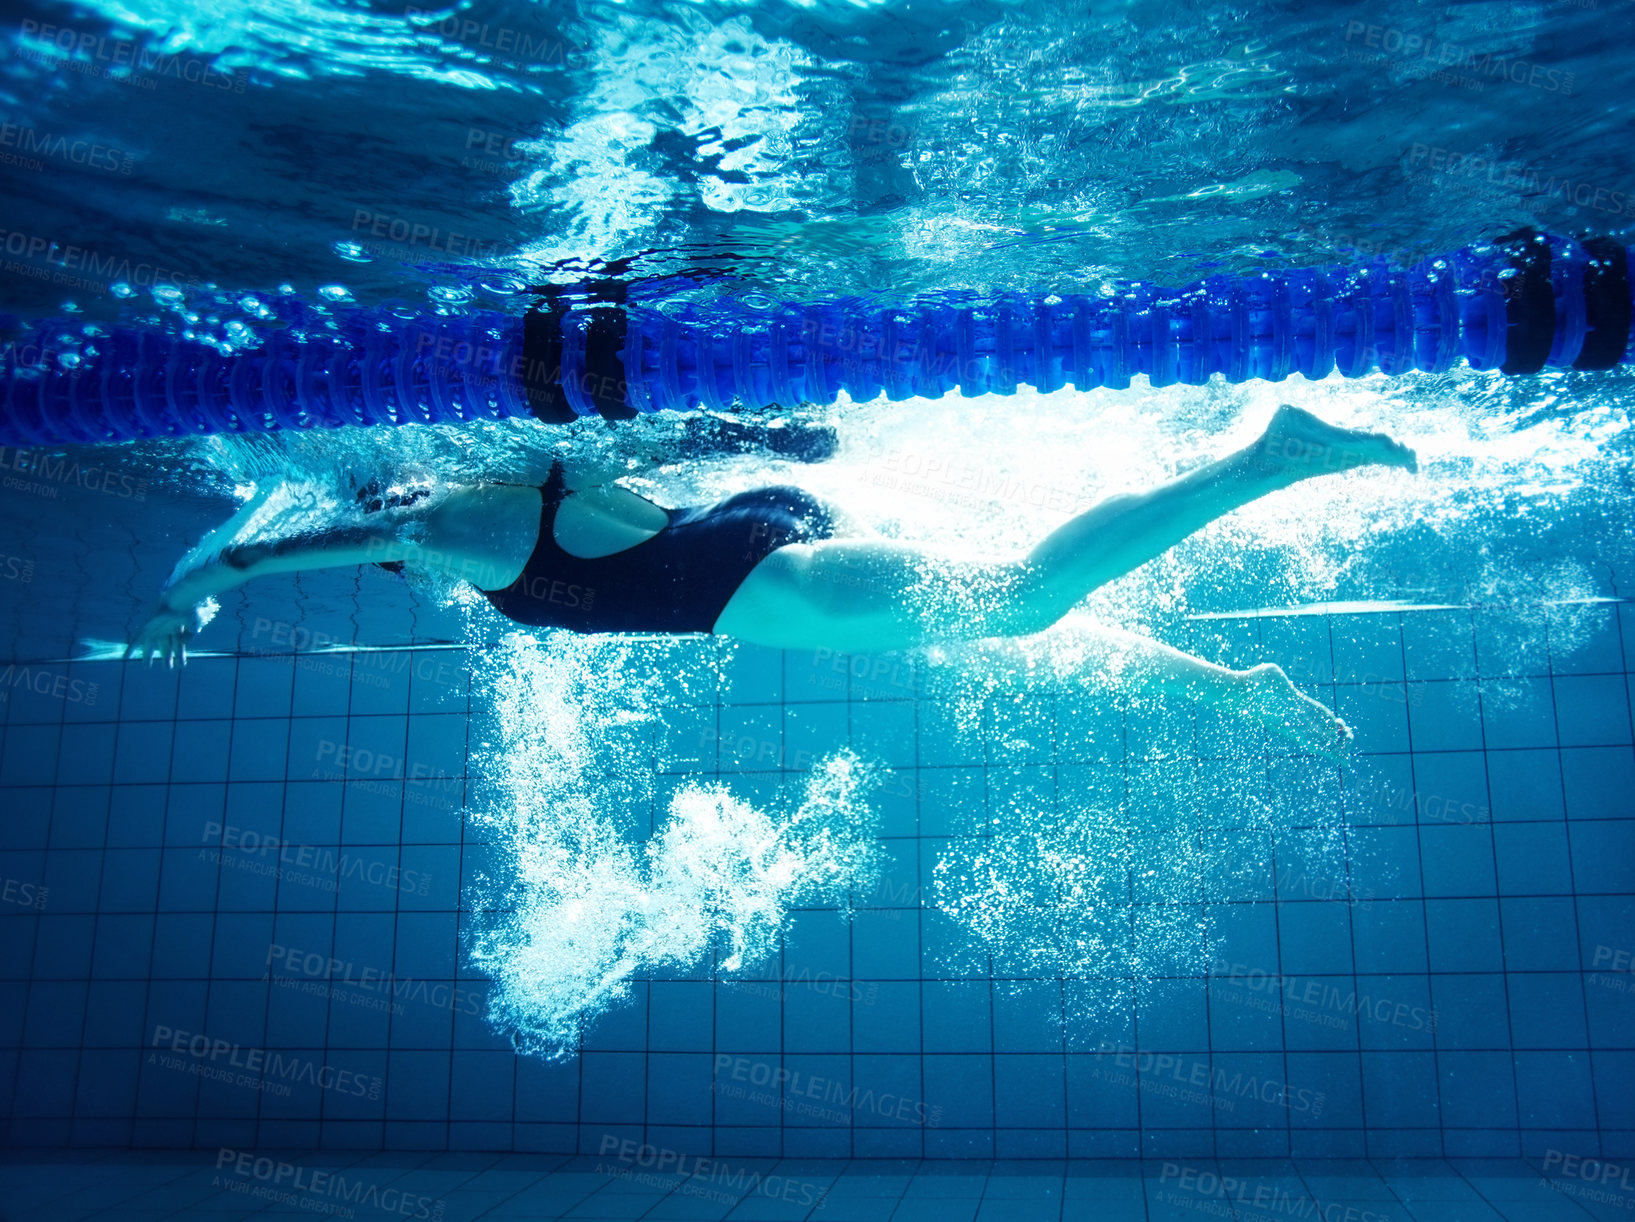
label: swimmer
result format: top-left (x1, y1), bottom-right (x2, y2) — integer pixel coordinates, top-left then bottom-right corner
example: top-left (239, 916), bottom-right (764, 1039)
top-left (129, 404), bottom-right (1416, 757)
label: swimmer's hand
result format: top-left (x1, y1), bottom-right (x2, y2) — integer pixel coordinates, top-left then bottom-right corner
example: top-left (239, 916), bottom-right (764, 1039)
top-left (125, 599), bottom-right (216, 667)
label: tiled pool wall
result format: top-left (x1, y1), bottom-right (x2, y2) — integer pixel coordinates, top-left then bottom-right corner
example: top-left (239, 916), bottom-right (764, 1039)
top-left (1, 581), bottom-right (1633, 1161)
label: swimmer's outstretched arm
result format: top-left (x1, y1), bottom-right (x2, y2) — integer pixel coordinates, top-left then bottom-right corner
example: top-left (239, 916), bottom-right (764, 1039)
top-left (126, 483), bottom-right (539, 665)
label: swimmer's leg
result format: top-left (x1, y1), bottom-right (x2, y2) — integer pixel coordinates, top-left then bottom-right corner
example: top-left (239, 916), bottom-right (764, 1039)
top-left (1062, 621), bottom-right (1352, 760)
top-left (715, 405), bottom-right (1415, 653)
top-left (127, 483), bottom-right (539, 664)
top-left (1014, 404), bottom-right (1416, 625)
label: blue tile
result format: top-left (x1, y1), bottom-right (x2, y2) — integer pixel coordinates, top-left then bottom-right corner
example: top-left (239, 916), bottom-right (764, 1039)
top-left (1569, 820), bottom-right (1635, 893)
top-left (0, 788), bottom-right (51, 849)
top-left (1513, 1052), bottom-right (1596, 1129)
top-left (1360, 1051), bottom-right (1439, 1128)
top-left (1592, 1051), bottom-right (1635, 1128)
top-left (1500, 897), bottom-right (1582, 971)
top-left (1419, 825), bottom-right (1497, 897)
top-left (993, 981), bottom-right (1064, 1053)
top-left (233, 656), bottom-right (295, 719)
top-left (105, 785), bottom-right (166, 846)
top-left (175, 657), bottom-right (237, 720)
top-left (1333, 617), bottom-right (1406, 685)
top-left (1408, 682), bottom-right (1484, 752)
top-left (387, 1049), bottom-right (450, 1121)
top-left (1547, 604), bottom-right (1624, 674)
top-left (1485, 750), bottom-right (1565, 822)
top-left (1279, 904), bottom-right (1354, 974)
top-left (1, 723), bottom-right (59, 786)
top-left (1430, 975), bottom-right (1511, 1049)
top-left (1438, 1051), bottom-right (1517, 1128)
top-left (1560, 748), bottom-right (1635, 820)
top-left (924, 1054), bottom-right (993, 1128)
top-left (1334, 683), bottom-right (1411, 754)
top-left (1507, 974), bottom-right (1587, 1048)
top-left (924, 981), bottom-right (992, 1052)
top-left (48, 785), bottom-right (108, 848)
top-left (1552, 675), bottom-right (1632, 747)
top-left (853, 909), bottom-right (920, 979)
top-left (855, 982), bottom-right (918, 1053)
top-left (1356, 975), bottom-right (1438, 1050)
top-left (1287, 1051), bottom-right (1364, 1127)
top-left (646, 1052), bottom-right (713, 1126)
top-left (715, 982), bottom-right (782, 1053)
top-left (1349, 827), bottom-right (1423, 900)
top-left (1493, 826), bottom-right (1574, 896)
top-left (1479, 679), bottom-right (1557, 749)
top-left (786, 981), bottom-right (851, 1054)
top-left (1411, 752), bottom-right (1491, 827)
top-left (1353, 901), bottom-right (1429, 974)
top-left (854, 700), bottom-right (916, 770)
top-left (994, 1054), bottom-right (1065, 1127)
top-left (1425, 899), bottom-right (1504, 972)
top-left (56, 723), bottom-right (118, 785)
top-left (1134, 979), bottom-right (1209, 1050)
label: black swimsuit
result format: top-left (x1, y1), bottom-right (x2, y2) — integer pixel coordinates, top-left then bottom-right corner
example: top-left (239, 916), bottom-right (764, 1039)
top-left (480, 463), bottom-right (838, 633)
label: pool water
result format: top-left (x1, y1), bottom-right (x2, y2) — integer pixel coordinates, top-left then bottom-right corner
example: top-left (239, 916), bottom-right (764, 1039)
top-left (2, 0), bottom-right (1634, 1216)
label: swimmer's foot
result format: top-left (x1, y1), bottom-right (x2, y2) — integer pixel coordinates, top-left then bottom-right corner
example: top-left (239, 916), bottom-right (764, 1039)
top-left (1236, 662), bottom-right (1354, 761)
top-left (1252, 404), bottom-right (1418, 481)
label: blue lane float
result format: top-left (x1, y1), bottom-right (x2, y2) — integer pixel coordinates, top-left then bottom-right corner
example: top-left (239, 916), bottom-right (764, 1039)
top-left (1, 230), bottom-right (1630, 445)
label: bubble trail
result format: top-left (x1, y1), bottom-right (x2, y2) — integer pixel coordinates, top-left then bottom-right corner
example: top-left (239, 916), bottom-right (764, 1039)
top-left (465, 631), bottom-right (881, 1059)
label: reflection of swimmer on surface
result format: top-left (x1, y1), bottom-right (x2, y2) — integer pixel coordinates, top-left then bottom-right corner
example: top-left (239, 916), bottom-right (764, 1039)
top-left (131, 404), bottom-right (1417, 758)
